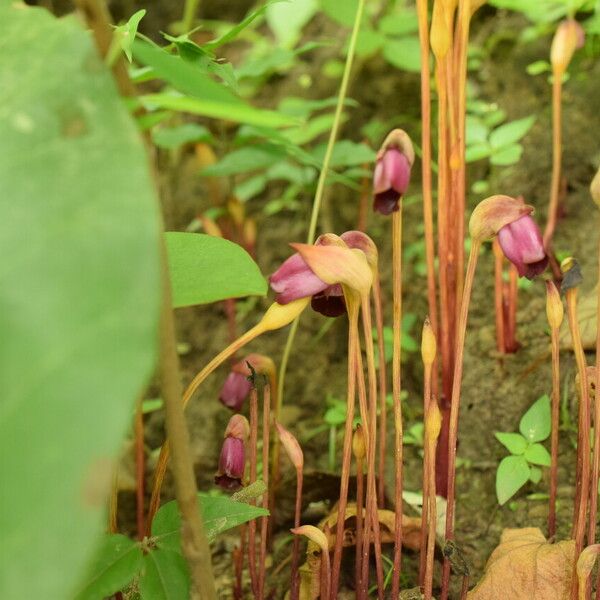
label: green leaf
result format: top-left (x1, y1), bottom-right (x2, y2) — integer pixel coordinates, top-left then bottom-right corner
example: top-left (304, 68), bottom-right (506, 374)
top-left (529, 466), bottom-right (543, 484)
top-left (266, 0), bottom-right (318, 47)
top-left (0, 7), bottom-right (160, 599)
top-left (465, 142), bottom-right (492, 163)
top-left (378, 10), bottom-right (419, 35)
top-left (152, 123), bottom-right (213, 149)
top-left (310, 140), bottom-right (376, 168)
top-left (466, 115), bottom-right (489, 145)
top-left (495, 432), bottom-right (528, 455)
top-left (490, 144), bottom-right (523, 166)
top-left (525, 443), bottom-right (551, 466)
top-left (489, 116), bottom-right (535, 149)
top-left (132, 41), bottom-right (295, 128)
top-left (354, 29), bottom-right (385, 57)
top-left (75, 535), bottom-right (143, 600)
top-left (139, 550), bottom-right (189, 600)
top-left (496, 455), bottom-right (531, 505)
top-left (152, 494), bottom-right (269, 551)
top-left (165, 232), bottom-right (266, 308)
top-left (382, 37), bottom-right (421, 72)
top-left (201, 145), bottom-right (286, 177)
top-left (321, 0), bottom-right (358, 26)
top-left (112, 9), bottom-right (146, 63)
top-left (519, 394), bottom-right (551, 442)
top-left (526, 60), bottom-right (551, 75)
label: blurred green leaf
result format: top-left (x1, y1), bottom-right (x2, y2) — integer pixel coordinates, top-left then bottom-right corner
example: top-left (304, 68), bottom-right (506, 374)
top-left (519, 394), bottom-right (551, 443)
top-left (152, 123), bottom-right (213, 149)
top-left (529, 467), bottom-right (543, 484)
top-left (165, 232), bottom-right (266, 307)
top-left (382, 37), bottom-right (421, 72)
top-left (142, 398), bottom-right (164, 414)
top-left (75, 535), bottom-right (143, 600)
top-left (466, 115), bottom-right (489, 145)
top-left (0, 7), bottom-right (160, 598)
top-left (321, 0), bottom-right (358, 26)
top-left (266, 0), bottom-right (318, 47)
top-left (139, 550), bottom-right (189, 600)
top-left (495, 432), bottom-right (528, 455)
top-left (378, 10), bottom-right (419, 35)
top-left (526, 60), bottom-right (551, 75)
top-left (112, 9), bottom-right (146, 63)
top-left (489, 116), bottom-right (535, 149)
top-left (310, 140), bottom-right (376, 167)
top-left (354, 29), bottom-right (385, 57)
top-left (490, 144), bottom-right (523, 166)
top-left (496, 455), bottom-right (530, 505)
top-left (201, 145), bottom-right (286, 176)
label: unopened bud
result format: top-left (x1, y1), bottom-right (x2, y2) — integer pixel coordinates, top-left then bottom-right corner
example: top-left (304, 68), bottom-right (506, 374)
top-left (591, 166), bottom-right (600, 208)
top-left (421, 317), bottom-right (437, 366)
top-left (430, 0), bottom-right (452, 60)
top-left (233, 353), bottom-right (275, 380)
top-left (291, 525), bottom-right (329, 554)
top-left (425, 400), bottom-right (442, 444)
top-left (545, 281), bottom-right (564, 330)
top-left (225, 414), bottom-right (250, 441)
top-left (352, 424), bottom-right (366, 461)
top-left (341, 231), bottom-right (379, 270)
top-left (551, 19), bottom-right (585, 75)
top-left (276, 422), bottom-right (304, 471)
top-left (469, 195), bottom-right (534, 243)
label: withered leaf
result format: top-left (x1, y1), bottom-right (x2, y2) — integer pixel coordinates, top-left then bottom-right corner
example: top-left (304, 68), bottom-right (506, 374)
top-left (467, 528), bottom-right (575, 600)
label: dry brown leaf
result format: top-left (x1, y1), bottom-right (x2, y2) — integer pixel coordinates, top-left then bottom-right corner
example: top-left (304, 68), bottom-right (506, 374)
top-left (467, 528), bottom-right (575, 600)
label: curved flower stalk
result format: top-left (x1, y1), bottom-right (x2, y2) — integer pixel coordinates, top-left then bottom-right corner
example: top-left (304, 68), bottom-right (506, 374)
top-left (544, 18), bottom-right (585, 247)
top-left (291, 525), bottom-right (331, 600)
top-left (440, 195), bottom-right (547, 598)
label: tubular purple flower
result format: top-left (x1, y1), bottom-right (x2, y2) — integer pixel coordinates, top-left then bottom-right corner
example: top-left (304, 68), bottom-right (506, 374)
top-left (269, 252), bottom-right (329, 305)
top-left (372, 129), bottom-right (415, 216)
top-left (219, 371), bottom-right (252, 411)
top-left (497, 214), bottom-right (548, 279)
top-left (215, 437), bottom-right (245, 491)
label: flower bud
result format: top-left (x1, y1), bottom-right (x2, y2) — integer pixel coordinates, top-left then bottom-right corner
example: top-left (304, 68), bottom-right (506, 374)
top-left (276, 422), bottom-right (304, 471)
top-left (425, 399), bottom-right (442, 444)
top-left (430, 0), bottom-right (453, 59)
top-left (469, 195), bottom-right (534, 243)
top-left (496, 214), bottom-right (548, 279)
top-left (219, 371), bottom-right (252, 411)
top-left (591, 166), bottom-right (600, 208)
top-left (340, 231), bottom-right (379, 270)
top-left (291, 525), bottom-right (329, 554)
top-left (421, 317), bottom-right (437, 367)
top-left (224, 414), bottom-right (250, 441)
top-left (232, 353), bottom-right (275, 380)
top-left (215, 437), bottom-right (245, 490)
top-left (551, 19), bottom-right (585, 75)
top-left (545, 281), bottom-right (564, 330)
top-left (352, 424), bottom-right (366, 461)
top-left (372, 129), bottom-right (414, 216)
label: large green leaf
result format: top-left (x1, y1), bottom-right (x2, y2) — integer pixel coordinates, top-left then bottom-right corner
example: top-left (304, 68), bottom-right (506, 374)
top-left (139, 550), bottom-right (190, 600)
top-left (152, 494), bottom-right (269, 552)
top-left (132, 40), bottom-right (295, 128)
top-left (496, 455), bottom-right (530, 505)
top-left (0, 6), bottom-right (160, 600)
top-left (495, 432), bottom-right (528, 455)
top-left (519, 394), bottom-right (551, 443)
top-left (75, 535), bottom-right (143, 600)
top-left (165, 232), bottom-right (267, 307)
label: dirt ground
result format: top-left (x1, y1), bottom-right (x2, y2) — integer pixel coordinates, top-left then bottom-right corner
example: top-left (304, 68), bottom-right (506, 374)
top-left (108, 5), bottom-right (600, 598)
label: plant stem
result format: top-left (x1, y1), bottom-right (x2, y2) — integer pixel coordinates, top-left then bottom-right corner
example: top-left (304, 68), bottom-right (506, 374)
top-left (544, 75), bottom-right (562, 248)
top-left (330, 299), bottom-right (359, 599)
top-left (158, 244), bottom-right (216, 599)
top-left (492, 239), bottom-right (506, 354)
top-left (419, 360), bottom-right (433, 586)
top-left (506, 265), bottom-right (519, 352)
top-left (181, 0), bottom-right (200, 33)
top-left (134, 398), bottom-right (145, 540)
top-left (355, 451), bottom-right (365, 597)
top-left (248, 386), bottom-right (259, 597)
top-left (548, 310), bottom-right (561, 539)
top-left (276, 0), bottom-right (365, 427)
top-left (290, 468), bottom-right (303, 600)
top-left (391, 209), bottom-right (404, 599)
top-left (440, 241), bottom-right (481, 600)
top-left (267, 369), bottom-right (279, 546)
top-left (108, 469), bottom-right (119, 534)
top-left (374, 274), bottom-right (388, 508)
top-left (424, 418), bottom-right (438, 600)
top-left (416, 0), bottom-right (439, 399)
top-left (258, 385), bottom-right (271, 600)
top-left (589, 240), bottom-right (600, 546)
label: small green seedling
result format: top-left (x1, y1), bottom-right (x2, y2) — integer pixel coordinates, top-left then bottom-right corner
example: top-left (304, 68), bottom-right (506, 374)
top-left (495, 394), bottom-right (551, 505)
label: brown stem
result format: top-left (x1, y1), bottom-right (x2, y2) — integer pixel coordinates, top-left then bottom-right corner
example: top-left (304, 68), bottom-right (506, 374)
top-left (374, 274), bottom-right (388, 508)
top-left (355, 454), bottom-right (365, 598)
top-left (544, 75), bottom-right (562, 247)
top-left (159, 244), bottom-right (216, 599)
top-left (233, 541), bottom-right (243, 600)
top-left (440, 241), bottom-right (481, 600)
top-left (258, 385), bottom-right (271, 600)
top-left (134, 398), bottom-right (146, 540)
top-left (549, 322), bottom-right (561, 538)
top-left (108, 469), bottom-right (118, 534)
top-left (391, 209), bottom-right (404, 598)
top-left (506, 265), bottom-right (519, 353)
top-left (566, 287), bottom-right (591, 572)
top-left (321, 543), bottom-right (332, 600)
top-left (330, 300), bottom-right (359, 599)
top-left (290, 469), bottom-right (303, 600)
top-left (416, 0), bottom-right (439, 402)
top-left (419, 362), bottom-right (433, 586)
top-left (248, 387), bottom-right (259, 597)
top-left (359, 295), bottom-right (385, 599)
top-left (424, 419), bottom-right (438, 600)
top-left (268, 370), bottom-right (280, 546)
top-left (460, 574), bottom-right (470, 599)
top-left (492, 239), bottom-right (506, 353)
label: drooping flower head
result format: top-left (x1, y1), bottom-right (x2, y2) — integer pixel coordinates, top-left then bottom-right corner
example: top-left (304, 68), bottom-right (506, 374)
top-left (372, 129), bottom-right (415, 215)
top-left (219, 371), bottom-right (252, 411)
top-left (551, 19), bottom-right (585, 76)
top-left (215, 414), bottom-right (249, 491)
top-left (469, 195), bottom-right (548, 279)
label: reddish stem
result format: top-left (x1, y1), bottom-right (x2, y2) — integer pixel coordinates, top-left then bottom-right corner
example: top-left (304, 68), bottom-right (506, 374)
top-left (258, 385), bottom-right (271, 599)
top-left (548, 321), bottom-right (561, 538)
top-left (355, 454), bottom-right (365, 598)
top-left (492, 239), bottom-right (506, 354)
top-left (248, 386), bottom-right (259, 597)
top-left (134, 400), bottom-right (145, 540)
top-left (290, 469), bottom-right (303, 600)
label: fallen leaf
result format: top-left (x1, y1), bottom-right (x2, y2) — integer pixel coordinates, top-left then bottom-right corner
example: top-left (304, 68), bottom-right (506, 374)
top-left (467, 528), bottom-right (575, 600)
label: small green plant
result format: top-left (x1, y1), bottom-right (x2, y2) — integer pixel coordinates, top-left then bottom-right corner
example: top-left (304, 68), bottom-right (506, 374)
top-left (495, 394), bottom-right (552, 505)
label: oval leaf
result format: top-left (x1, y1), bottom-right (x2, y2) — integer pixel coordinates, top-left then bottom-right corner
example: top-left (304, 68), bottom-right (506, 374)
top-left (496, 455), bottom-right (531, 505)
top-left (75, 535), bottom-right (143, 600)
top-left (165, 232), bottom-right (266, 307)
top-left (0, 7), bottom-right (160, 599)
top-left (489, 116), bottom-right (536, 149)
top-left (495, 432), bottom-right (528, 455)
top-left (524, 443), bottom-right (551, 466)
top-left (139, 550), bottom-right (189, 600)
top-left (519, 395), bottom-right (551, 442)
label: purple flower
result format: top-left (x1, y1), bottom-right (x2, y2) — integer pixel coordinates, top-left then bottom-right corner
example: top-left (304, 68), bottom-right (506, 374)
top-left (373, 148), bottom-right (412, 215)
top-left (215, 437), bottom-right (245, 491)
top-left (497, 215), bottom-right (548, 279)
top-left (311, 283), bottom-right (346, 317)
top-left (219, 371), bottom-right (252, 411)
top-left (269, 252), bottom-right (329, 305)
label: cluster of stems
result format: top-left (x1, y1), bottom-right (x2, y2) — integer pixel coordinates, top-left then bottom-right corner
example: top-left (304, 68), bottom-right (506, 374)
top-left (493, 239), bottom-right (520, 354)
